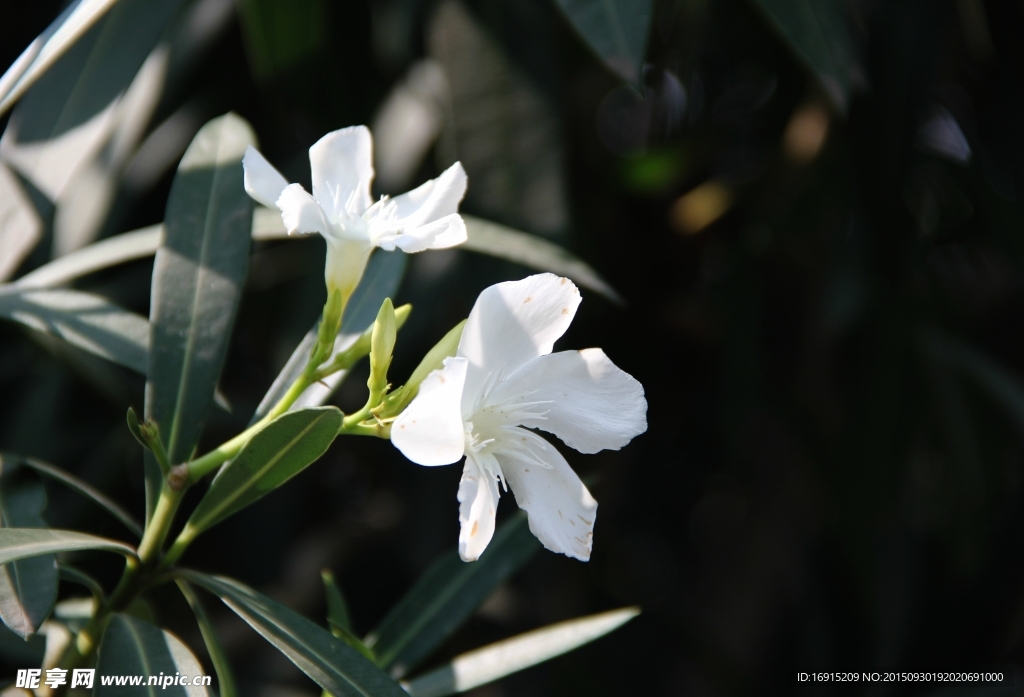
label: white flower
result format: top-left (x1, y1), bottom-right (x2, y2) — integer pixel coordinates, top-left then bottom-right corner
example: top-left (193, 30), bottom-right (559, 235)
top-left (242, 126), bottom-right (467, 299)
top-left (391, 273), bottom-right (647, 562)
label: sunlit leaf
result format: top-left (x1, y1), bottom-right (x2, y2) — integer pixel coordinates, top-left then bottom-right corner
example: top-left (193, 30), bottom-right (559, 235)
top-left (366, 512), bottom-right (541, 677)
top-left (751, 0), bottom-right (861, 112)
top-left (16, 455), bottom-right (142, 538)
top-left (1, 0), bottom-right (185, 254)
top-left (181, 571), bottom-right (409, 697)
top-left (182, 407), bottom-right (342, 536)
top-left (145, 113), bottom-right (255, 517)
top-left (553, 0), bottom-right (652, 84)
top-left (250, 250), bottom-right (407, 424)
top-left (177, 579), bottom-right (237, 697)
top-left (0, 0), bottom-right (120, 114)
top-left (0, 529), bottom-right (135, 566)
top-left (0, 162), bottom-right (43, 283)
top-left (0, 467), bottom-right (57, 639)
top-left (96, 613), bottom-right (213, 696)
top-left (15, 224), bottom-right (162, 290)
top-left (0, 286), bottom-right (149, 373)
top-left (403, 607), bottom-right (640, 696)
top-left (463, 216), bottom-right (622, 305)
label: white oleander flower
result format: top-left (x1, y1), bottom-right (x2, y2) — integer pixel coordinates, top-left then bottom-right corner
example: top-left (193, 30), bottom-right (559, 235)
top-left (242, 125), bottom-right (467, 300)
top-left (391, 273), bottom-right (647, 561)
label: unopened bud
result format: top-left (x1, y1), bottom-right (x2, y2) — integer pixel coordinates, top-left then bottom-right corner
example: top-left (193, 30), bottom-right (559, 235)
top-left (126, 407), bottom-right (146, 448)
top-left (377, 319), bottom-right (466, 418)
top-left (368, 298), bottom-right (397, 400)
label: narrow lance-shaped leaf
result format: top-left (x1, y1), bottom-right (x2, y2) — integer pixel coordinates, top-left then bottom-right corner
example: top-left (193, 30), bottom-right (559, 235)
top-left (322, 570), bottom-right (376, 662)
top-left (462, 216), bottom-right (622, 304)
top-left (181, 406), bottom-right (342, 538)
top-left (145, 112), bottom-right (255, 516)
top-left (553, 0), bottom-right (652, 84)
top-left (177, 579), bottom-right (237, 697)
top-left (0, 528), bottom-right (136, 566)
top-left (366, 512), bottom-right (541, 677)
top-left (0, 287), bottom-right (149, 373)
top-left (16, 455), bottom-right (142, 537)
top-left (403, 607), bottom-right (640, 697)
top-left (181, 570), bottom-right (409, 697)
top-left (58, 564), bottom-right (105, 601)
top-left (95, 613), bottom-right (213, 696)
top-left (0, 466), bottom-right (57, 639)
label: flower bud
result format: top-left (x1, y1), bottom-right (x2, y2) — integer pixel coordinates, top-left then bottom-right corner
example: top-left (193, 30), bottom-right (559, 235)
top-left (367, 298), bottom-right (397, 402)
top-left (377, 319), bottom-right (465, 419)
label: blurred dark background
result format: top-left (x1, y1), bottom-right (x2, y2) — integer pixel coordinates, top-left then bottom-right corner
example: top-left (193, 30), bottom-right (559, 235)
top-left (4, 0), bottom-right (1024, 694)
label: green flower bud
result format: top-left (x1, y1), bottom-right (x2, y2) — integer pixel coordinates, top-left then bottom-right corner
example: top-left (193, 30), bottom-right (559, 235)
top-left (377, 319), bottom-right (466, 419)
top-left (367, 298), bottom-right (397, 403)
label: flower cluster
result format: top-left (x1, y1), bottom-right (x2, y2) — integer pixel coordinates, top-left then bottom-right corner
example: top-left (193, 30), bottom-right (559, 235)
top-left (251, 126), bottom-right (647, 562)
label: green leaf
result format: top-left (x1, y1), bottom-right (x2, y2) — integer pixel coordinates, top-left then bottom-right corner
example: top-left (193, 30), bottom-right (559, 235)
top-left (322, 570), bottom-right (376, 662)
top-left (1, 0), bottom-right (186, 255)
top-left (366, 512), bottom-right (541, 677)
top-left (250, 250), bottom-right (407, 424)
top-left (0, 528), bottom-right (135, 565)
top-left (147, 112), bottom-right (255, 462)
top-left (16, 455), bottom-right (142, 537)
top-left (181, 570), bottom-right (409, 697)
top-left (15, 224), bottom-right (163, 289)
top-left (0, 287), bottom-right (149, 373)
top-left (95, 613), bottom-right (213, 696)
top-left (145, 113), bottom-right (255, 520)
top-left (0, 466), bottom-right (57, 639)
top-left (182, 407), bottom-right (342, 537)
top-left (58, 563), bottom-right (105, 601)
top-left (751, 0), bottom-right (861, 112)
top-left (322, 569), bottom-right (352, 633)
top-left (553, 0), bottom-right (652, 84)
top-left (177, 579), bottom-right (237, 697)
top-left (402, 607), bottom-right (640, 697)
top-left (462, 216), bottom-right (623, 305)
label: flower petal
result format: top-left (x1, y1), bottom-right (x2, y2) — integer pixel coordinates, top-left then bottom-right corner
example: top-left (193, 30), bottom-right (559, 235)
top-left (458, 453), bottom-right (501, 561)
top-left (243, 146), bottom-right (290, 209)
top-left (276, 183), bottom-right (331, 236)
top-left (376, 213), bottom-right (467, 253)
top-left (458, 273), bottom-right (581, 413)
top-left (389, 161), bottom-right (467, 229)
top-left (392, 357), bottom-right (468, 466)
top-left (498, 429), bottom-right (597, 561)
top-left (309, 126), bottom-right (374, 220)
top-left (489, 348), bottom-right (647, 454)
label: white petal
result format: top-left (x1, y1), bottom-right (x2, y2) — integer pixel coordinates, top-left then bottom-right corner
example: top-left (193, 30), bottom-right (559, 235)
top-left (276, 183), bottom-right (331, 236)
top-left (458, 274), bottom-right (581, 413)
top-left (489, 348), bottom-right (647, 454)
top-left (498, 430), bottom-right (597, 561)
top-left (376, 213), bottom-right (467, 253)
top-left (389, 161), bottom-right (467, 229)
top-left (309, 126), bottom-right (374, 220)
top-left (392, 357), bottom-right (468, 466)
top-left (243, 146), bottom-right (290, 209)
top-left (458, 453), bottom-right (501, 561)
